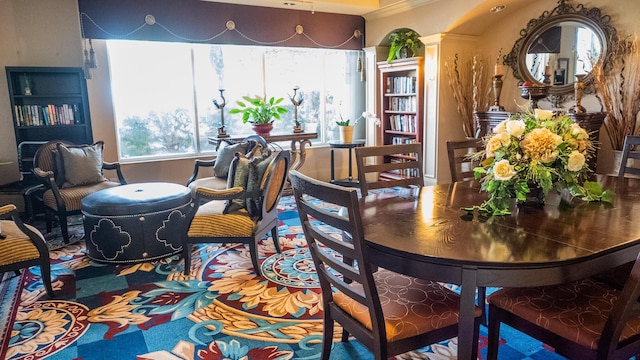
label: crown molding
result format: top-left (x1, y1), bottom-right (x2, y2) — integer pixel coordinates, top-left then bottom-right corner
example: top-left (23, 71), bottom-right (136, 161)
top-left (363, 0), bottom-right (441, 21)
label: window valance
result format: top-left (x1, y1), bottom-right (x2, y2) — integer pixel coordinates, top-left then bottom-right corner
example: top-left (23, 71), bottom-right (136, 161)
top-left (78, 0), bottom-right (365, 50)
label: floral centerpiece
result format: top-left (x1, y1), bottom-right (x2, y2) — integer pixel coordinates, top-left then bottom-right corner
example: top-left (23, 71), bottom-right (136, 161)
top-left (470, 109), bottom-right (613, 215)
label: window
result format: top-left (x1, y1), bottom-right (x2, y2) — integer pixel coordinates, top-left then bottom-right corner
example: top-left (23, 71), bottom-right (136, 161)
top-left (107, 40), bottom-right (364, 162)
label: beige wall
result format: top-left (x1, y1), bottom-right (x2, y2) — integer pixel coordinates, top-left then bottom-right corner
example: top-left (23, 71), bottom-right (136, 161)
top-left (1, 0), bottom-right (638, 189)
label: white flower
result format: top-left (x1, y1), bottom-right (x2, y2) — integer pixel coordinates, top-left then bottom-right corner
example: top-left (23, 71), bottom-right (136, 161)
top-left (534, 108), bottom-right (554, 121)
top-left (570, 123), bottom-right (589, 140)
top-left (566, 150), bottom-right (586, 171)
top-left (493, 120), bottom-right (507, 134)
top-left (361, 111), bottom-right (375, 119)
top-left (505, 120), bottom-right (526, 138)
top-left (493, 159), bottom-right (517, 181)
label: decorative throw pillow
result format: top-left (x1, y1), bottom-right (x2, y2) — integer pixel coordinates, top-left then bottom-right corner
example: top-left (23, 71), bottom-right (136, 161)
top-left (213, 141), bottom-right (250, 179)
top-left (223, 144), bottom-right (272, 214)
top-left (55, 142), bottom-right (107, 188)
top-left (245, 152), bottom-right (275, 216)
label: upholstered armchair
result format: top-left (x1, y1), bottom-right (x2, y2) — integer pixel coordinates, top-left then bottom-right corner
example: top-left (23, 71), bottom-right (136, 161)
top-left (0, 204), bottom-right (54, 297)
top-left (31, 140), bottom-right (126, 244)
top-left (186, 135), bottom-right (268, 197)
top-left (183, 148), bottom-right (290, 277)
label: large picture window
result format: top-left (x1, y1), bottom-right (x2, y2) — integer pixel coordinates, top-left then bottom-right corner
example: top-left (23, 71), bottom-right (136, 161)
top-left (107, 40), bottom-right (364, 162)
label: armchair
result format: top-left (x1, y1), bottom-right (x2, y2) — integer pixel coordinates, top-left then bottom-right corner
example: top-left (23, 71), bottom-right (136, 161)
top-left (0, 204), bottom-right (54, 297)
top-left (183, 149), bottom-right (290, 277)
top-left (32, 140), bottom-right (126, 244)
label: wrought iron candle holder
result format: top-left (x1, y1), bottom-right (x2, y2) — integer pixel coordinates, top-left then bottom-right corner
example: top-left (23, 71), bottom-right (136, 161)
top-left (213, 88), bottom-right (229, 138)
top-left (489, 75), bottom-right (505, 111)
top-left (289, 86), bottom-right (304, 133)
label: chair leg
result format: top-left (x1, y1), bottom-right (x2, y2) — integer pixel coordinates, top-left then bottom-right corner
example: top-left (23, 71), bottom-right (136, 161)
top-left (486, 303), bottom-right (501, 360)
top-left (321, 311), bottom-right (334, 360)
top-left (249, 241), bottom-right (262, 277)
top-left (45, 210), bottom-right (52, 233)
top-left (59, 212), bottom-right (70, 244)
top-left (183, 242), bottom-right (191, 276)
top-left (478, 286), bottom-right (487, 325)
top-left (14, 270), bottom-right (21, 276)
top-left (271, 226), bottom-right (281, 253)
top-left (40, 259), bottom-right (55, 298)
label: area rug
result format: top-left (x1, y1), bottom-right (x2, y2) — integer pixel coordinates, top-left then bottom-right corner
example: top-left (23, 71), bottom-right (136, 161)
top-left (5, 196), bottom-right (567, 360)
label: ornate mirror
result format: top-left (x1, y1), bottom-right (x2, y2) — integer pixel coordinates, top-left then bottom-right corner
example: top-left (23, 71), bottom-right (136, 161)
top-left (504, 0), bottom-right (617, 99)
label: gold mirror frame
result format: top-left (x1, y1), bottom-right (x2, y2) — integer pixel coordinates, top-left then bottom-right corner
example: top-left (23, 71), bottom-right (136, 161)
top-left (504, 0), bottom-right (617, 99)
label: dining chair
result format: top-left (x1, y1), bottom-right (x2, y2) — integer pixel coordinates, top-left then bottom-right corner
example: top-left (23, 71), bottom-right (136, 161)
top-left (183, 149), bottom-right (290, 277)
top-left (618, 135), bottom-right (640, 179)
top-left (31, 140), bottom-right (127, 244)
top-left (354, 143), bottom-right (424, 197)
top-left (446, 138), bottom-right (483, 182)
top-left (289, 170), bottom-right (482, 360)
top-left (487, 251), bottom-right (640, 359)
top-left (0, 204), bottom-right (54, 297)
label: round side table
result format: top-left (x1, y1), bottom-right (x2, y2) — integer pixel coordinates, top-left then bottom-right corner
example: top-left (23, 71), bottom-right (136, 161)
top-left (329, 139), bottom-right (366, 187)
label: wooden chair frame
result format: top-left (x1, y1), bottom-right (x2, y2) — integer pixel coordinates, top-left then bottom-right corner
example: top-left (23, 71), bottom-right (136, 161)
top-left (355, 143), bottom-right (424, 197)
top-left (618, 135), bottom-right (640, 179)
top-left (446, 138), bottom-right (483, 183)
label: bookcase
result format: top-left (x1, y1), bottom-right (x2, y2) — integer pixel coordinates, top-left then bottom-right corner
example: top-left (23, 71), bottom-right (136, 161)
top-left (376, 57), bottom-right (424, 180)
top-left (6, 66), bottom-right (93, 182)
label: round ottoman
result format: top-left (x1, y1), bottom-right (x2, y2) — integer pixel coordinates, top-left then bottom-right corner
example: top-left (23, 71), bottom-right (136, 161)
top-left (82, 182), bottom-right (194, 263)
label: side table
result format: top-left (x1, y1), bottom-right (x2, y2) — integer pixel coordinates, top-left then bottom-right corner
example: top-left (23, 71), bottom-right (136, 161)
top-left (329, 140), bottom-right (365, 187)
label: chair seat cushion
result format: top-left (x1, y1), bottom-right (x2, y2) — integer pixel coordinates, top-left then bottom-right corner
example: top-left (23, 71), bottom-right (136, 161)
top-left (43, 181), bottom-right (121, 211)
top-left (188, 200), bottom-right (255, 238)
top-left (0, 221), bottom-right (42, 265)
top-left (333, 268), bottom-right (480, 342)
top-left (488, 278), bottom-right (640, 350)
top-left (187, 176), bottom-right (228, 198)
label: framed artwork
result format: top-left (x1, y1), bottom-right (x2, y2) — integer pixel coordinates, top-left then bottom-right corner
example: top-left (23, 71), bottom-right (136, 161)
top-left (555, 58), bottom-right (569, 85)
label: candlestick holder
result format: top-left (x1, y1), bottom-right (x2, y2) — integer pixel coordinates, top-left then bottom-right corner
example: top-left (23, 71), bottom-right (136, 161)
top-left (213, 89), bottom-right (229, 138)
top-left (289, 86), bottom-right (304, 133)
top-left (569, 74), bottom-right (586, 114)
top-left (489, 75), bottom-right (505, 111)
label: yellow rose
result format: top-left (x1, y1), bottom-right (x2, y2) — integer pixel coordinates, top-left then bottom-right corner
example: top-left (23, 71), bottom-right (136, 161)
top-left (566, 150), bottom-right (586, 171)
top-left (534, 109), bottom-right (554, 121)
top-left (505, 120), bottom-right (526, 138)
top-left (485, 133), bottom-right (511, 158)
top-left (493, 120), bottom-right (507, 134)
top-left (493, 159), bottom-right (517, 181)
top-left (570, 123), bottom-right (589, 140)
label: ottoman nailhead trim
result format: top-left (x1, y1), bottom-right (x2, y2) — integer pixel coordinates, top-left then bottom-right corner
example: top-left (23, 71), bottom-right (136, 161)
top-left (82, 201), bottom-right (193, 219)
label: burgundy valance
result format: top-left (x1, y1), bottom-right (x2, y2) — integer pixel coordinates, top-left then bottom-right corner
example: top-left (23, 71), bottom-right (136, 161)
top-left (78, 0), bottom-right (365, 50)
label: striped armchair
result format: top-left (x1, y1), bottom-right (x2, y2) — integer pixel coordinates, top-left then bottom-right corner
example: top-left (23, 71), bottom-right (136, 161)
top-left (31, 140), bottom-right (126, 244)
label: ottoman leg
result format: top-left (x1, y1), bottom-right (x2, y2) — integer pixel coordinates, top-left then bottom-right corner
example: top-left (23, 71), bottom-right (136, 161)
top-left (183, 242), bottom-right (191, 275)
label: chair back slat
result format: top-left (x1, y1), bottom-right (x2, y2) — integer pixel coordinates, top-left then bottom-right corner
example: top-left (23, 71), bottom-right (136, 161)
top-left (619, 135), bottom-right (640, 180)
top-left (446, 138), bottom-right (483, 183)
top-left (260, 150), bottom-right (290, 214)
top-left (355, 143), bottom-right (424, 197)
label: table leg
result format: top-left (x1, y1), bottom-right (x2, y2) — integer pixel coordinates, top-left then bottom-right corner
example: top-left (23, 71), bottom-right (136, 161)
top-left (330, 148), bottom-right (336, 182)
top-left (459, 266), bottom-right (479, 360)
top-left (283, 138), bottom-right (313, 195)
top-left (347, 148), bottom-right (353, 181)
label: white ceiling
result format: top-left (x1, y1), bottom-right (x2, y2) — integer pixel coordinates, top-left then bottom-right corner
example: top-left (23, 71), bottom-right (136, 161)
top-left (203, 0), bottom-right (439, 16)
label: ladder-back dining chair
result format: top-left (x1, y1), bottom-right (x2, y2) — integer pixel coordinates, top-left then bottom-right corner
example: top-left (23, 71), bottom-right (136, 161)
top-left (290, 170), bottom-right (482, 360)
top-left (618, 135), bottom-right (640, 179)
top-left (355, 143), bottom-right (424, 197)
top-left (446, 138), bottom-right (483, 182)
top-left (487, 250), bottom-right (640, 359)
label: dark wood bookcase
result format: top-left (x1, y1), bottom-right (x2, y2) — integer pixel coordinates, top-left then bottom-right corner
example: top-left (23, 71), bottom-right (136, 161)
top-left (6, 66), bottom-right (93, 182)
top-left (376, 57), bottom-right (424, 180)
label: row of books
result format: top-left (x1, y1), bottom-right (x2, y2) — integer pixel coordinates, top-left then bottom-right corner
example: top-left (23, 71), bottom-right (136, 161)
top-left (14, 104), bottom-right (81, 127)
top-left (388, 115), bottom-right (417, 133)
top-left (390, 136), bottom-right (418, 145)
top-left (387, 97), bottom-right (417, 112)
top-left (385, 76), bottom-right (417, 94)
top-left (389, 159), bottom-right (420, 177)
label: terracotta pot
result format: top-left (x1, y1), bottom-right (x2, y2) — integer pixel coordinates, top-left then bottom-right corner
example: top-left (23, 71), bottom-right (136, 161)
top-left (338, 125), bottom-right (354, 143)
top-left (252, 123), bottom-right (273, 137)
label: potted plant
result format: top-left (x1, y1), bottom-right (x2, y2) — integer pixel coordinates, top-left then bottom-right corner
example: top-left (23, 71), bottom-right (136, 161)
top-left (336, 112), bottom-right (375, 143)
top-left (387, 29), bottom-right (423, 63)
top-left (229, 95), bottom-right (288, 137)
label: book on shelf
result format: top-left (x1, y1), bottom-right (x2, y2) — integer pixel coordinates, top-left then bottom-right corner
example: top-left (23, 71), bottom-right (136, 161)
top-left (386, 76), bottom-right (417, 94)
top-left (388, 115), bottom-right (416, 133)
top-left (14, 104), bottom-right (81, 127)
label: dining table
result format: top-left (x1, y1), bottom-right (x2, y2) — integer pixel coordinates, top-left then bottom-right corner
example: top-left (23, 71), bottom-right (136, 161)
top-left (359, 176), bottom-right (640, 360)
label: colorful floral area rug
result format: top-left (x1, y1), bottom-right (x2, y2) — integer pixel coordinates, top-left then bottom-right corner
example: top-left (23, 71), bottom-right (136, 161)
top-left (5, 196), bottom-right (567, 360)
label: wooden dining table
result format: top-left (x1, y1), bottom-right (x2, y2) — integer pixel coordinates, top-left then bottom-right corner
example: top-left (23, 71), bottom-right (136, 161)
top-left (359, 176), bottom-right (640, 360)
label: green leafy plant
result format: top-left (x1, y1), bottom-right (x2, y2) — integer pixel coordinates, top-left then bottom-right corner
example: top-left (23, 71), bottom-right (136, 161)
top-left (229, 95), bottom-right (288, 124)
top-left (336, 111), bottom-right (375, 126)
top-left (468, 109), bottom-right (613, 215)
top-left (387, 29), bottom-right (423, 63)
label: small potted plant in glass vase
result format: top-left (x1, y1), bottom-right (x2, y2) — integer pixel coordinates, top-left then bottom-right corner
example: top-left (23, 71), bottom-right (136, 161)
top-left (229, 95), bottom-right (288, 137)
top-left (387, 29), bottom-right (423, 63)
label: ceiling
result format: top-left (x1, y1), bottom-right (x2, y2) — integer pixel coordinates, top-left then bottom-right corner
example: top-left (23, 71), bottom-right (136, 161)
top-left (203, 0), bottom-right (439, 16)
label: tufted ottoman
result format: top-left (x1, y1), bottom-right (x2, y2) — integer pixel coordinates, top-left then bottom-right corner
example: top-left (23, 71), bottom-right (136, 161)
top-left (81, 182), bottom-right (193, 263)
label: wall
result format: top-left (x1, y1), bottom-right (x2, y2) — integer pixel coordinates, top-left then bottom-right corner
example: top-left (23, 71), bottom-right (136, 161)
top-left (1, 0), bottom-right (638, 192)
